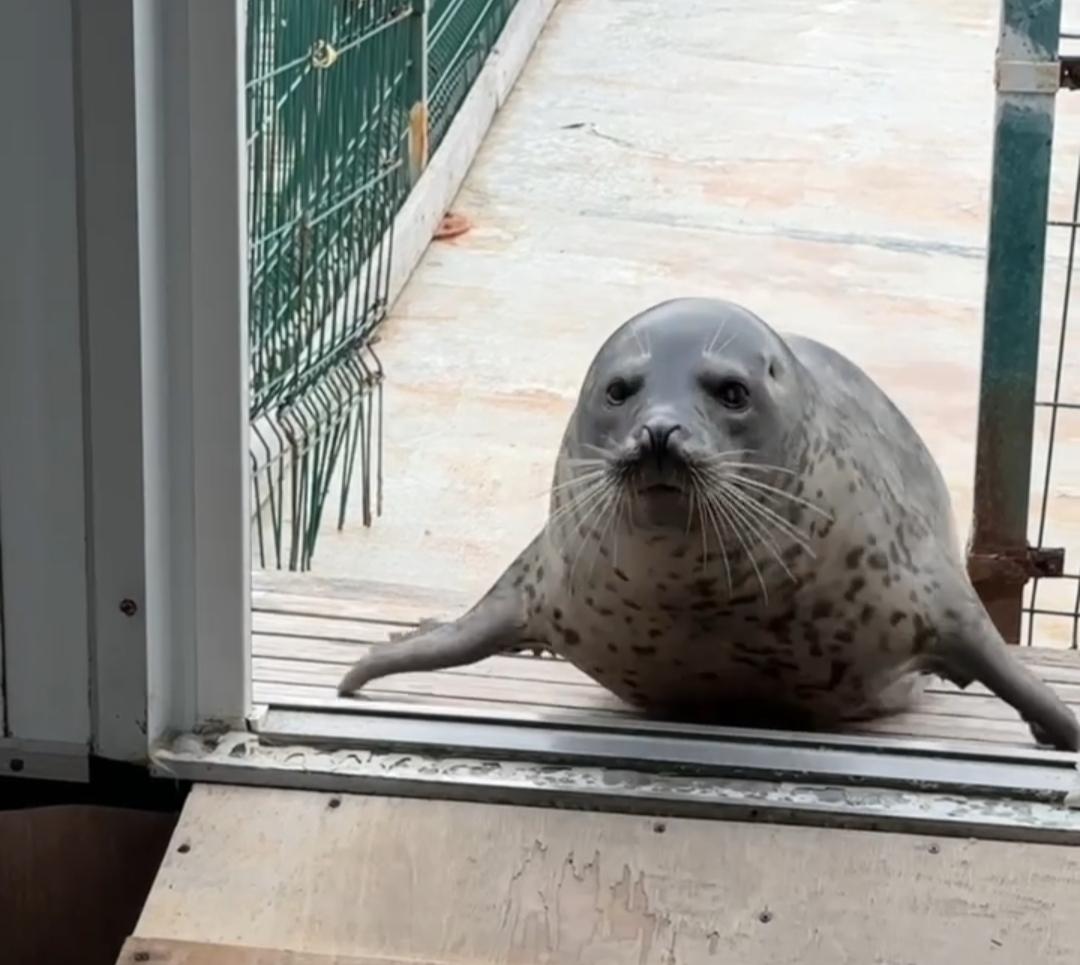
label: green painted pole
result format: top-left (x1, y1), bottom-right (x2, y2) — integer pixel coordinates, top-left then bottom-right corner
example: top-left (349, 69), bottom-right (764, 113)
top-left (968, 0), bottom-right (1062, 643)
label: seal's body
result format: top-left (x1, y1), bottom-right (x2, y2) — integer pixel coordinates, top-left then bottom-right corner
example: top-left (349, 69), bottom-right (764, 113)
top-left (339, 298), bottom-right (1080, 750)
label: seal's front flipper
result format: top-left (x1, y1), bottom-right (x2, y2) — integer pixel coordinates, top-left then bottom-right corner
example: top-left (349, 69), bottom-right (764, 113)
top-left (935, 603), bottom-right (1080, 751)
top-left (338, 571), bottom-right (534, 696)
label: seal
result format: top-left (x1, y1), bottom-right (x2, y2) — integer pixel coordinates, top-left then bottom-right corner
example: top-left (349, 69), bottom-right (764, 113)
top-left (338, 297), bottom-right (1080, 750)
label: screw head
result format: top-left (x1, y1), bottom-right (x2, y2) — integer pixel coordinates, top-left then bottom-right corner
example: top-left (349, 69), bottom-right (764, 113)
top-left (119, 598), bottom-right (138, 617)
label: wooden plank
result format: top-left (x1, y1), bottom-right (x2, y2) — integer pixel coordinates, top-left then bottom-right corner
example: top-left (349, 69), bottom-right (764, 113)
top-left (118, 937), bottom-right (429, 965)
top-left (252, 652), bottom-right (1080, 725)
top-left (251, 590), bottom-right (459, 628)
top-left (252, 630), bottom-right (585, 682)
top-left (253, 627), bottom-right (1080, 707)
top-left (133, 784), bottom-right (1080, 964)
top-left (251, 573), bottom-right (472, 622)
top-left (253, 656), bottom-right (621, 709)
top-left (847, 711), bottom-right (1032, 746)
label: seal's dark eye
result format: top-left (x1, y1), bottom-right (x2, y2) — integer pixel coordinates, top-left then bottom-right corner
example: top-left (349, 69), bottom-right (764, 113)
top-left (714, 380), bottom-right (750, 410)
top-left (606, 378), bottom-right (632, 405)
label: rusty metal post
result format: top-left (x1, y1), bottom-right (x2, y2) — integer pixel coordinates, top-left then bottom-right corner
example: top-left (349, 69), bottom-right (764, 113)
top-left (968, 0), bottom-right (1063, 643)
top-left (408, 0), bottom-right (430, 184)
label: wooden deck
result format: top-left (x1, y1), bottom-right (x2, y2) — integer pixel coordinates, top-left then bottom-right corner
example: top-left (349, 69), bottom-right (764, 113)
top-left (252, 571), bottom-right (1080, 751)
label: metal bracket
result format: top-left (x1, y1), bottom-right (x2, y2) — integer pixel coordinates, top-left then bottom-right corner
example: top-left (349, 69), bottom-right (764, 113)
top-left (968, 545), bottom-right (1065, 585)
top-left (995, 58), bottom-right (1062, 94)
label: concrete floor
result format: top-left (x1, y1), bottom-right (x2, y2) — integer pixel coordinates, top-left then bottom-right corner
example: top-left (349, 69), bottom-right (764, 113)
top-left (302, 0), bottom-right (1080, 647)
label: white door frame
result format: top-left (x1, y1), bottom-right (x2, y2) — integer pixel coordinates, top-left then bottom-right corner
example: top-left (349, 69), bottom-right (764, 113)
top-left (0, 0), bottom-right (251, 774)
top-left (75, 0), bottom-right (251, 761)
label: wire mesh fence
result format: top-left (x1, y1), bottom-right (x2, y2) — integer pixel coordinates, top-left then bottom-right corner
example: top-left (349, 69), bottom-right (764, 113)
top-left (1022, 24), bottom-right (1080, 646)
top-left (428, 0), bottom-right (521, 150)
top-left (245, 0), bottom-right (519, 571)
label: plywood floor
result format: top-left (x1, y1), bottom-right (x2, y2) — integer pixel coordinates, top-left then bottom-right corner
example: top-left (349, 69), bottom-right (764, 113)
top-left (253, 571), bottom-right (1080, 750)
top-left (130, 784), bottom-right (1080, 965)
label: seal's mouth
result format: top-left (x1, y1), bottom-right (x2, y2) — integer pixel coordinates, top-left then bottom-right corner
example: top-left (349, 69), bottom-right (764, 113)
top-left (639, 482), bottom-right (683, 495)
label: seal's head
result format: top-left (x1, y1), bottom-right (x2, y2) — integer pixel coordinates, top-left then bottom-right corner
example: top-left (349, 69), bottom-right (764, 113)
top-left (567, 298), bottom-right (808, 529)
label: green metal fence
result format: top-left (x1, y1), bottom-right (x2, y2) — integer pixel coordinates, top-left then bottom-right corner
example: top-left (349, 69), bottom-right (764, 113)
top-left (245, 0), bottom-right (519, 570)
top-left (428, 0), bottom-right (521, 150)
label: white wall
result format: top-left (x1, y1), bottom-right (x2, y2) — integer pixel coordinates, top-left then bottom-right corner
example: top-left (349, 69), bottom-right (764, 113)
top-left (0, 0), bottom-right (92, 745)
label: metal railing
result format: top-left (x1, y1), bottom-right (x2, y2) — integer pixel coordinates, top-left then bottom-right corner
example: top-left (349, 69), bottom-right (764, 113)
top-left (245, 0), bottom-right (520, 570)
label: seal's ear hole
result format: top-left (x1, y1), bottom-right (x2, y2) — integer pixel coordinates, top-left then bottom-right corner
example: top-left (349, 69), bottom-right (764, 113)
top-left (768, 361), bottom-right (778, 379)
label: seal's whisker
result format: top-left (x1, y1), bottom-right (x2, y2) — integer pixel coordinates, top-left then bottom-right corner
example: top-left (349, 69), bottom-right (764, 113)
top-left (543, 468), bottom-right (611, 498)
top-left (714, 332), bottom-right (738, 356)
top-left (548, 471), bottom-right (609, 513)
top-left (547, 474), bottom-right (616, 527)
top-left (703, 497), bottom-right (734, 597)
top-left (716, 476), bottom-right (816, 557)
top-left (711, 485), bottom-right (768, 605)
top-left (717, 482), bottom-right (802, 582)
top-left (691, 470), bottom-right (733, 596)
top-left (549, 489), bottom-right (610, 533)
top-left (563, 456), bottom-right (609, 466)
top-left (567, 478), bottom-right (619, 588)
top-left (631, 324), bottom-right (651, 360)
top-left (690, 477), bottom-right (710, 570)
top-left (550, 467), bottom-right (610, 488)
top-left (612, 486), bottom-right (633, 570)
top-left (721, 472), bottom-right (834, 519)
top-left (704, 318), bottom-right (728, 356)
top-left (684, 486), bottom-right (696, 539)
top-left (590, 484), bottom-right (625, 580)
top-left (720, 489), bottom-right (815, 562)
top-left (715, 481), bottom-right (790, 570)
top-left (578, 442), bottom-right (618, 459)
top-left (705, 461), bottom-right (798, 476)
top-left (697, 448), bottom-right (759, 461)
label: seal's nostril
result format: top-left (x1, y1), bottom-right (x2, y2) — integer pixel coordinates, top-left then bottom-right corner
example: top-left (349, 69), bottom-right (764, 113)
top-left (640, 420), bottom-right (683, 470)
top-left (643, 421), bottom-right (681, 452)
